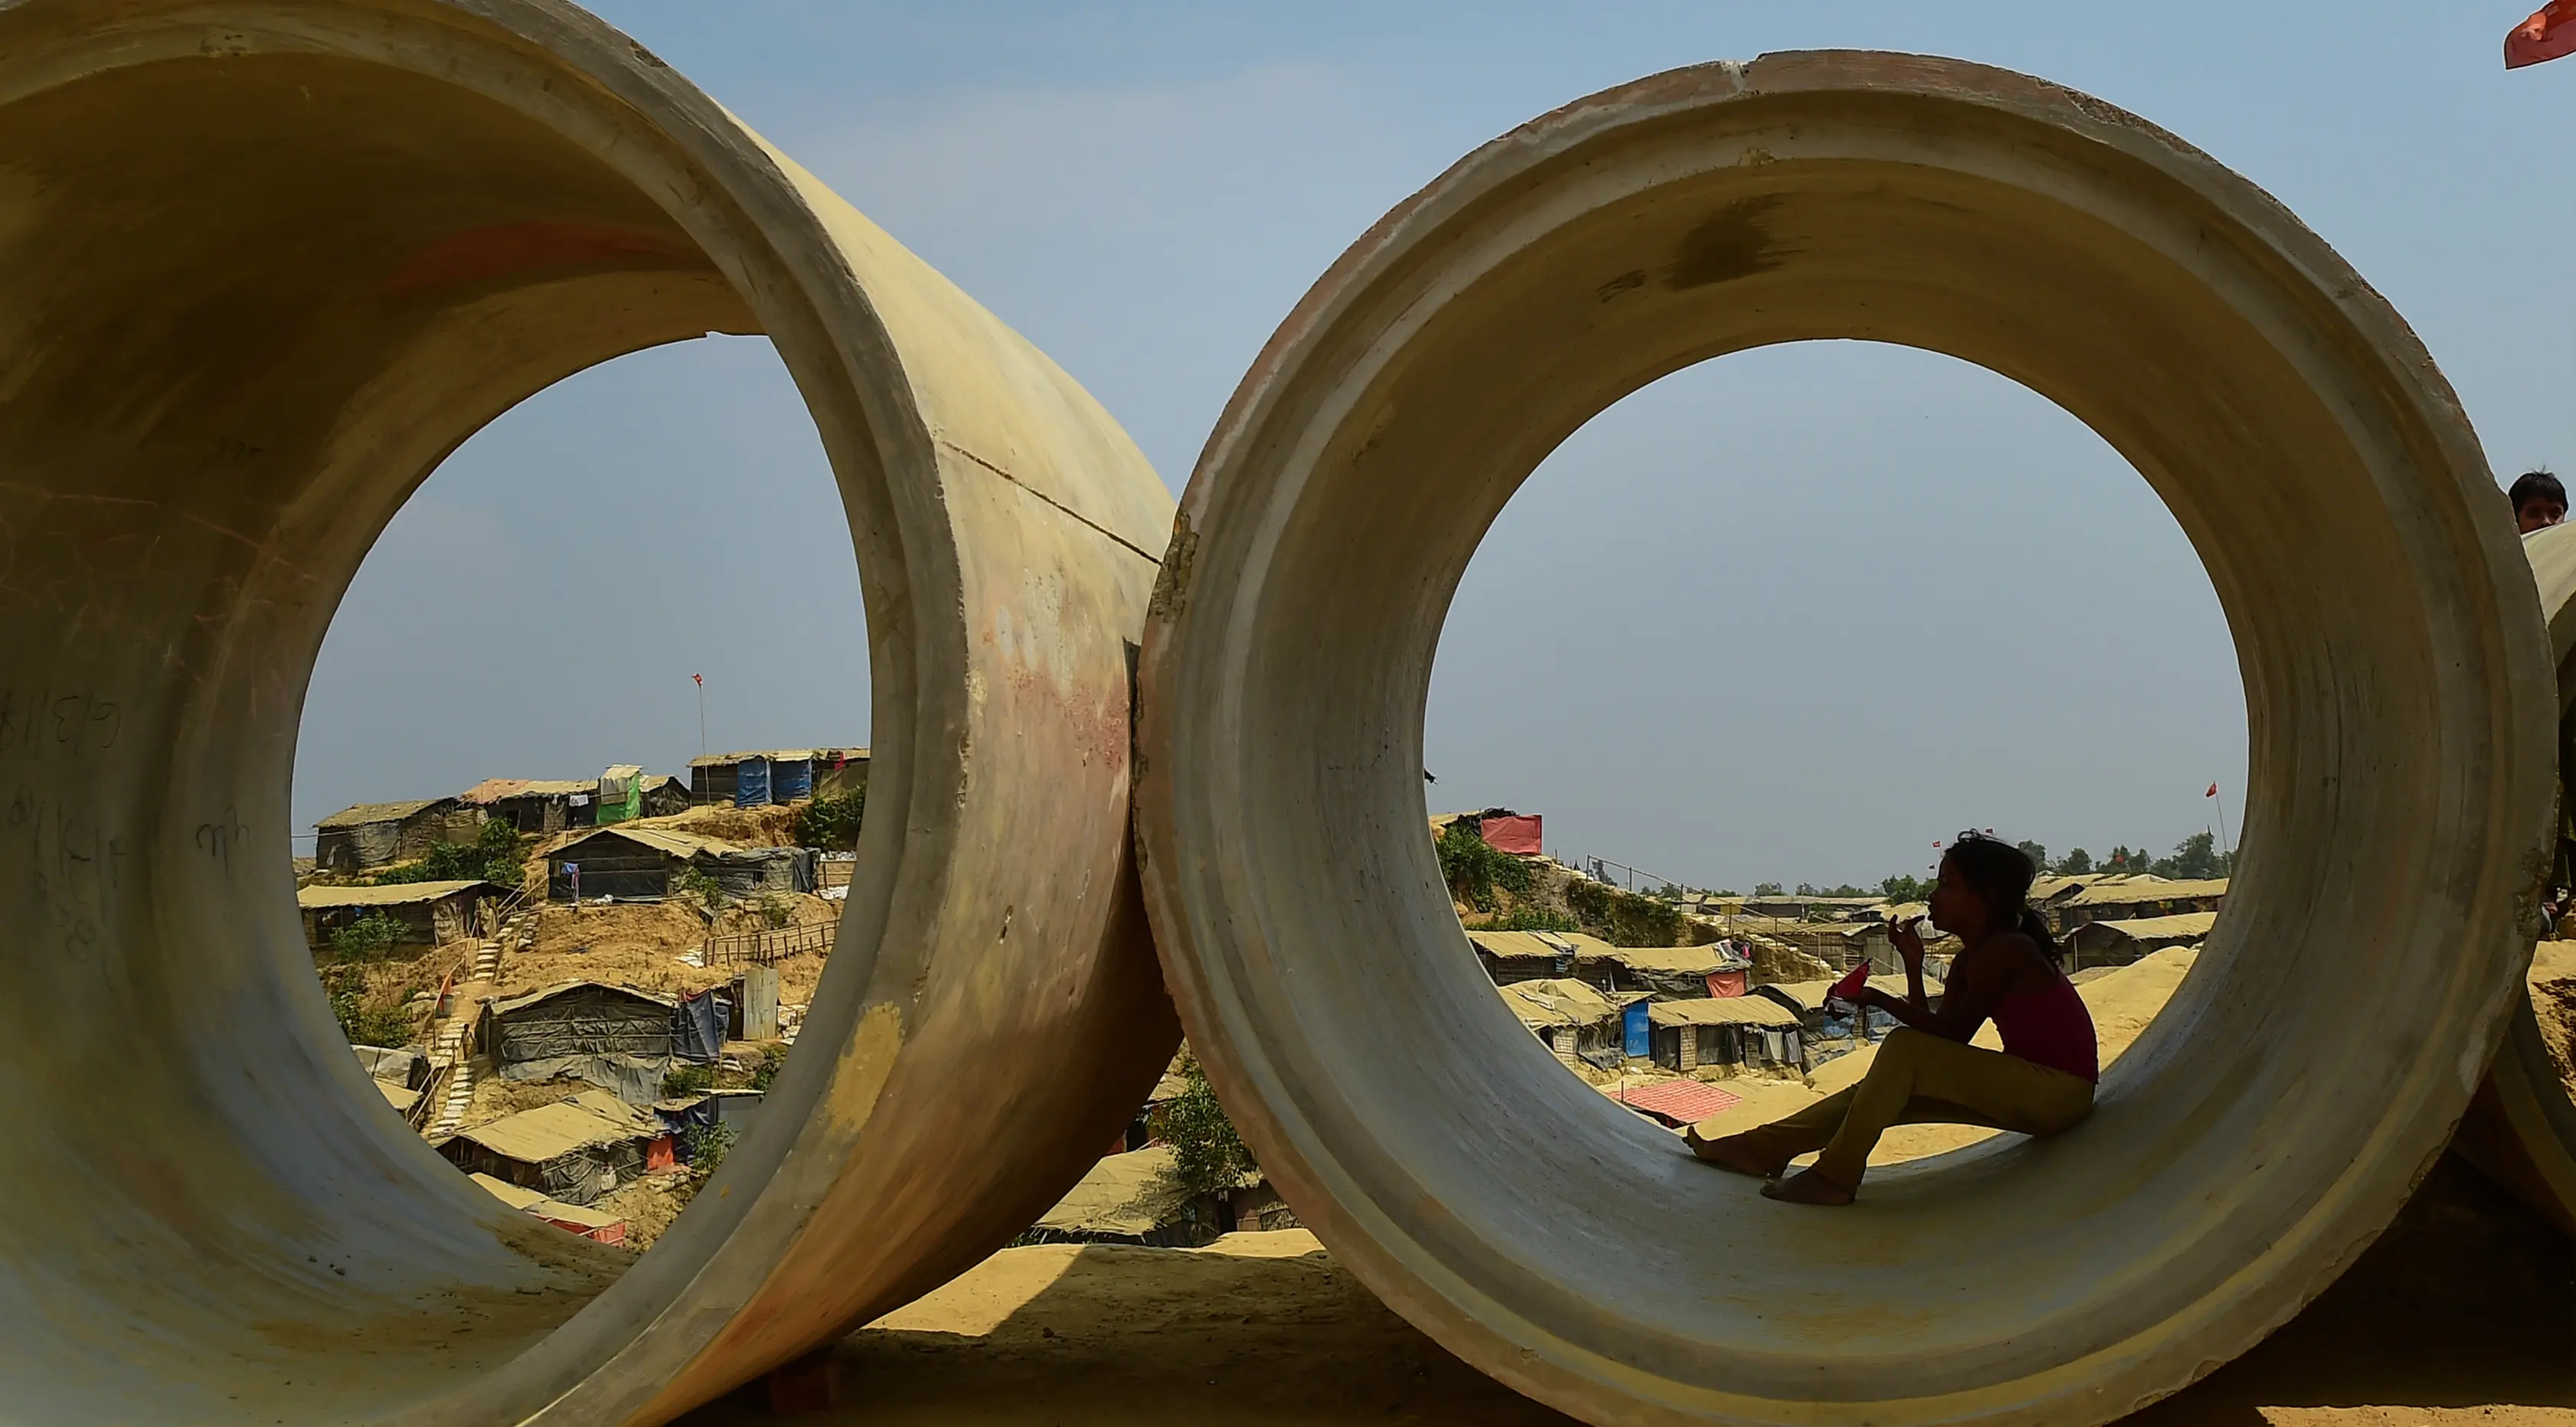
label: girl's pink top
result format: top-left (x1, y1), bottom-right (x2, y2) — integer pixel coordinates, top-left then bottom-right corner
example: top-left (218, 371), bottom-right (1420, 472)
top-left (1991, 971), bottom-right (2099, 1083)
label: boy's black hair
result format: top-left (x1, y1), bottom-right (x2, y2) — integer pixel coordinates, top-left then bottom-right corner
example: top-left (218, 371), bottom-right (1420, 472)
top-left (2510, 469), bottom-right (2565, 512)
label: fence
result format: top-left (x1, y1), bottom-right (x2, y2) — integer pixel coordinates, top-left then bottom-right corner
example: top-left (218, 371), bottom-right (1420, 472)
top-left (698, 919), bottom-right (837, 968)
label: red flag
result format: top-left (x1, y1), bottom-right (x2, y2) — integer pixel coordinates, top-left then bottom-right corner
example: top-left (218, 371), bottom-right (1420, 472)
top-left (2206, 782), bottom-right (2219, 798)
top-left (692, 673), bottom-right (703, 686)
top-left (2507, 2), bottom-right (2576, 68)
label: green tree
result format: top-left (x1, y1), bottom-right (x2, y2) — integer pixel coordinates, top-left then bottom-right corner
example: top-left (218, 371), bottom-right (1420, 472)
top-left (2015, 840), bottom-right (2048, 874)
top-left (2153, 831), bottom-right (2226, 880)
top-left (793, 791), bottom-right (865, 851)
top-left (2056, 847), bottom-right (2094, 874)
top-left (1753, 881), bottom-right (1784, 896)
top-left (1878, 873), bottom-right (1929, 903)
top-left (1158, 1054), bottom-right (1257, 1202)
top-left (373, 818), bottom-right (525, 888)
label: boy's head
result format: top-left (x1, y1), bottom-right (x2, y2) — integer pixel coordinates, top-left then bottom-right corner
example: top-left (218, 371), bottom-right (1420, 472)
top-left (2510, 470), bottom-right (2566, 534)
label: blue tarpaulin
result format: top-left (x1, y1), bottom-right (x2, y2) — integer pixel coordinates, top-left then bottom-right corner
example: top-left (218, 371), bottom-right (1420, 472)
top-left (1621, 1001), bottom-right (1651, 1059)
top-left (771, 758), bottom-right (813, 801)
top-left (734, 757), bottom-right (771, 808)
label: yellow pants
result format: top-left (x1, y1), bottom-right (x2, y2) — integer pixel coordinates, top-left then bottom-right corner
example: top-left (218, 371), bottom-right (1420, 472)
top-left (1736, 1027), bottom-right (2095, 1187)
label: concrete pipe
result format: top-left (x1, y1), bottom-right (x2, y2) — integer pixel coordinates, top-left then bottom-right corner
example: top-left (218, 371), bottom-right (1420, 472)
top-left (1136, 52), bottom-right (2554, 1427)
top-left (2457, 523), bottom-right (2576, 1237)
top-left (0, 2), bottom-right (1175, 1422)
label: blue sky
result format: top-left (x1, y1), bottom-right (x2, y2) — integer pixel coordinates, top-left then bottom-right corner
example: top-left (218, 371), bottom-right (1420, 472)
top-left (295, 3), bottom-right (2571, 887)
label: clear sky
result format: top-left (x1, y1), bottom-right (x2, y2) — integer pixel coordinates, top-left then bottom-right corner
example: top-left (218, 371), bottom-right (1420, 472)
top-left (295, 3), bottom-right (2571, 888)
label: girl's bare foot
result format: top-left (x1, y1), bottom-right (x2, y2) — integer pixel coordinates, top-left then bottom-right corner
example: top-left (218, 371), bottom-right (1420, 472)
top-left (1685, 1128), bottom-right (1783, 1180)
top-left (1761, 1167), bottom-right (1856, 1206)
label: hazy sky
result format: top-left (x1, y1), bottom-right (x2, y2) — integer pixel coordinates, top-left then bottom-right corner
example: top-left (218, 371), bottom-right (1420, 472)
top-left (296, 3), bottom-right (2571, 888)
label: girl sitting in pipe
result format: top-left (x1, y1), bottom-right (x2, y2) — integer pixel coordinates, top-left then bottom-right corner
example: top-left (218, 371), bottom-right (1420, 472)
top-left (1688, 834), bottom-right (2098, 1205)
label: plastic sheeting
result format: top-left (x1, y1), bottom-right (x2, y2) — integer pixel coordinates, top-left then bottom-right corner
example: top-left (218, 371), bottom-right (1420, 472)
top-left (672, 990), bottom-right (731, 1064)
top-left (1478, 814), bottom-right (1542, 856)
top-left (735, 757), bottom-right (771, 808)
top-left (499, 1052), bottom-right (671, 1105)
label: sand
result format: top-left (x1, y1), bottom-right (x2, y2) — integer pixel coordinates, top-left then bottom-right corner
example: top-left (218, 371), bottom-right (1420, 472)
top-left (2532, 942), bottom-right (2576, 1096)
top-left (672, 1155), bottom-right (2571, 1427)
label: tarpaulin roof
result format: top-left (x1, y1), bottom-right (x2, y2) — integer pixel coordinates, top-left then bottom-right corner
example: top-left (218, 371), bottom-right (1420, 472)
top-left (548, 827), bottom-right (737, 860)
top-left (1602, 1079), bottom-right (1742, 1125)
top-left (1034, 1145), bottom-right (1190, 1237)
top-left (2063, 878), bottom-right (2228, 908)
top-left (1465, 929), bottom-right (1614, 962)
top-left (297, 880), bottom-right (496, 908)
top-left (688, 747), bottom-right (865, 767)
top-left (1496, 978), bottom-right (1635, 1029)
top-left (487, 980), bottom-right (678, 1018)
top-left (1574, 944), bottom-right (1751, 976)
top-left (2079, 911), bottom-right (2219, 940)
top-left (449, 1099), bottom-right (660, 1164)
top-left (1647, 997), bottom-right (1801, 1029)
top-left (315, 798), bottom-right (452, 828)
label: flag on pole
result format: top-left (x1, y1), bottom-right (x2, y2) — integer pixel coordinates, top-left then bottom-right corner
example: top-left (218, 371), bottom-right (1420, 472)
top-left (2507, 2), bottom-right (2576, 68)
top-left (692, 673), bottom-right (703, 686)
top-left (2206, 782), bottom-right (2218, 798)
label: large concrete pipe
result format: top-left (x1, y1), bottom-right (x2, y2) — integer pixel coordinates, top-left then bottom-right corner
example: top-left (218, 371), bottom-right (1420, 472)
top-left (0, 2), bottom-right (1175, 1422)
top-left (1136, 52), bottom-right (2554, 1427)
top-left (2457, 524), bottom-right (2576, 1236)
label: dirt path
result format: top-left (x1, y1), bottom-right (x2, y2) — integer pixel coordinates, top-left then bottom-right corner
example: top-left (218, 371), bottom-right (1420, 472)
top-left (672, 1152), bottom-right (2571, 1427)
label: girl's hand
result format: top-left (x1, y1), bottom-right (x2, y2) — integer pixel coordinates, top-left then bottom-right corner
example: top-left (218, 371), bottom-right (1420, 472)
top-left (1891, 916), bottom-right (1928, 969)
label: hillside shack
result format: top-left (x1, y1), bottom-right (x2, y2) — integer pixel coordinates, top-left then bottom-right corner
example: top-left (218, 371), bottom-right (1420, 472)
top-left (639, 774), bottom-right (693, 818)
top-left (544, 828), bottom-right (816, 903)
top-left (1497, 978), bottom-right (1646, 1070)
top-left (458, 779), bottom-right (596, 835)
top-left (689, 747), bottom-right (865, 808)
top-left (2056, 878), bottom-right (2228, 933)
top-left (1571, 942), bottom-right (1752, 1000)
top-left (1647, 995), bottom-right (1804, 1073)
top-left (2065, 911), bottom-right (2216, 969)
top-left (437, 1091), bottom-right (672, 1207)
top-left (479, 981), bottom-right (677, 1098)
top-left (1465, 928), bottom-right (1594, 984)
top-left (313, 797), bottom-right (481, 871)
top-left (594, 766), bottom-right (643, 825)
top-left (297, 880), bottom-right (498, 951)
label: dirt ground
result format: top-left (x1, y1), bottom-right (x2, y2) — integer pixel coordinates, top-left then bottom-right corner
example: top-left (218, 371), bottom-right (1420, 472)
top-left (2533, 942), bottom-right (2575, 1092)
top-left (503, 896), bottom-right (836, 1004)
top-left (672, 945), bottom-right (2574, 1426)
top-left (675, 1154), bottom-right (2571, 1427)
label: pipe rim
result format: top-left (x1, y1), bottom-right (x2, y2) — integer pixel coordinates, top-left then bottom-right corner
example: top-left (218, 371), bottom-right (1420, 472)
top-left (1139, 51), bottom-right (2552, 1426)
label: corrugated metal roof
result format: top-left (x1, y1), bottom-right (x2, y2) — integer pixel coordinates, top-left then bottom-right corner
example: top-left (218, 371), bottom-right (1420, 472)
top-left (315, 798), bottom-right (450, 828)
top-left (1603, 1079), bottom-right (1742, 1125)
top-left (297, 880), bottom-right (495, 908)
top-left (450, 1100), bottom-right (659, 1164)
top-left (1647, 997), bottom-right (1801, 1029)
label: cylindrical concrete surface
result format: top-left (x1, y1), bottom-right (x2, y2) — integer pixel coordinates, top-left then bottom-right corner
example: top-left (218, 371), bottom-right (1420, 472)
top-left (2457, 523), bottom-right (2576, 1237)
top-left (0, 2), bottom-right (1175, 1423)
top-left (1136, 53), bottom-right (2554, 1427)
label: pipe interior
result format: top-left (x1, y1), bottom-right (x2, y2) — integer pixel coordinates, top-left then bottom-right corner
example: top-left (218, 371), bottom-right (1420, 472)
top-left (0, 44), bottom-right (801, 1423)
top-left (1216, 92), bottom-right (2515, 1401)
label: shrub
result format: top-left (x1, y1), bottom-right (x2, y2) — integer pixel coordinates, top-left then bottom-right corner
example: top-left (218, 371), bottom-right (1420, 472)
top-left (793, 792), bottom-right (865, 851)
top-left (682, 1121), bottom-right (738, 1177)
top-left (1486, 904), bottom-right (1578, 932)
top-left (675, 867), bottom-right (725, 914)
top-left (328, 911), bottom-right (405, 962)
top-left (1156, 1055), bottom-right (1258, 1202)
top-left (321, 963), bottom-right (417, 1046)
top-left (754, 892), bottom-right (795, 930)
top-left (373, 818), bottom-right (525, 888)
top-left (1436, 823), bottom-right (1533, 913)
top-left (663, 1063), bottom-right (715, 1098)
top-left (1563, 877), bottom-right (1688, 947)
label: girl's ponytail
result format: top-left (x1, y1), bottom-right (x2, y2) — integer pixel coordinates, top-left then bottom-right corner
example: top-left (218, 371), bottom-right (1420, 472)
top-left (2016, 906), bottom-right (2064, 967)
